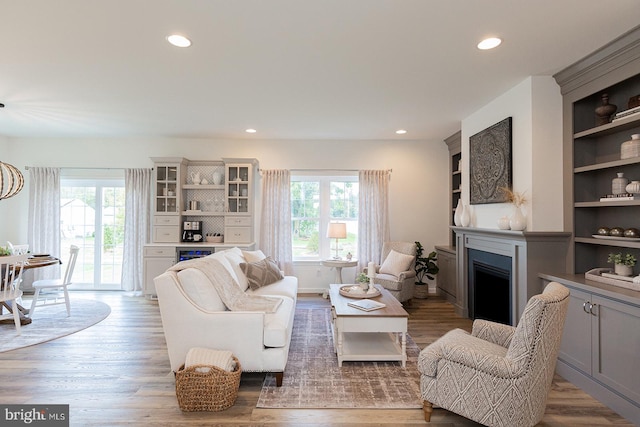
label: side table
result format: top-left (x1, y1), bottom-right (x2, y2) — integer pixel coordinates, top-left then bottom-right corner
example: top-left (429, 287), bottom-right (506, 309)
top-left (322, 259), bottom-right (357, 298)
top-left (322, 259), bottom-right (357, 284)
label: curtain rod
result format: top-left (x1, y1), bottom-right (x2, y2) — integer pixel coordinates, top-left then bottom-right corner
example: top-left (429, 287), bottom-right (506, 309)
top-left (24, 166), bottom-right (129, 171)
top-left (258, 168), bottom-right (392, 173)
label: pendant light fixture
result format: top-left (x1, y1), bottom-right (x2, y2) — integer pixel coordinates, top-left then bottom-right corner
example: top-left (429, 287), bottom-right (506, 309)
top-left (0, 161), bottom-right (25, 200)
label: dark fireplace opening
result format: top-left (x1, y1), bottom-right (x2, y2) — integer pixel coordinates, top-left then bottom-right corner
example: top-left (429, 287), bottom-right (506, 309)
top-left (468, 249), bottom-right (512, 325)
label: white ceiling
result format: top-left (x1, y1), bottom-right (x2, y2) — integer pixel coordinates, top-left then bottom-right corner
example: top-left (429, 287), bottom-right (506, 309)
top-left (1, 1), bottom-right (639, 141)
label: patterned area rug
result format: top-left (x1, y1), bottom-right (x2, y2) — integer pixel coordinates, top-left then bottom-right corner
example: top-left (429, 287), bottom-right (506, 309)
top-left (0, 298), bottom-right (111, 352)
top-left (257, 305), bottom-right (423, 409)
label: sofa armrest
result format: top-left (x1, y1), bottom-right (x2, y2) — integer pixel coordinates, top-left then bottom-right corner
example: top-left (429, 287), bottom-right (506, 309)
top-left (471, 318), bottom-right (516, 348)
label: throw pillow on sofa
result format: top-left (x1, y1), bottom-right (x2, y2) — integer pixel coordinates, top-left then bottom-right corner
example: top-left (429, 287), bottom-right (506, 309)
top-left (242, 249), bottom-right (266, 263)
top-left (379, 249), bottom-right (414, 277)
top-left (240, 257), bottom-right (284, 290)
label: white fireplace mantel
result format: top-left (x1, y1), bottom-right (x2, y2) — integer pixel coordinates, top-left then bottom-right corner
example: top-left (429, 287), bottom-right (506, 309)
top-left (452, 227), bottom-right (571, 324)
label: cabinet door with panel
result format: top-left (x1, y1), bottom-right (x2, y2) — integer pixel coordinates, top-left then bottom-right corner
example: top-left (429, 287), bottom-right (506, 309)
top-left (143, 246), bottom-right (176, 297)
top-left (558, 284), bottom-right (640, 405)
top-left (592, 294), bottom-right (640, 404)
top-left (435, 246), bottom-right (457, 303)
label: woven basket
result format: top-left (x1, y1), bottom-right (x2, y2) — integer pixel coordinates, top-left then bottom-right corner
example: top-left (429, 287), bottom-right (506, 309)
top-left (175, 357), bottom-right (241, 412)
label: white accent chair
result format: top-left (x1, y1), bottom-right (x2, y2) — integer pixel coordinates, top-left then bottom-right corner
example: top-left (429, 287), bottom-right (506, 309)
top-left (366, 241), bottom-right (417, 303)
top-left (1, 254), bottom-right (28, 333)
top-left (418, 282), bottom-right (570, 426)
top-left (29, 245), bottom-right (79, 317)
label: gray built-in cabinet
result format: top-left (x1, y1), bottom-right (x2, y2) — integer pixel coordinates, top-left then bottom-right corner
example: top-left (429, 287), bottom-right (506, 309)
top-left (436, 131), bottom-right (461, 303)
top-left (550, 26), bottom-right (640, 425)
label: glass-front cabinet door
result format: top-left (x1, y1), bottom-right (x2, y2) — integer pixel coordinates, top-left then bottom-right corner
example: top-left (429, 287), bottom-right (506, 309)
top-left (155, 164), bottom-right (180, 214)
top-left (226, 164), bottom-right (252, 214)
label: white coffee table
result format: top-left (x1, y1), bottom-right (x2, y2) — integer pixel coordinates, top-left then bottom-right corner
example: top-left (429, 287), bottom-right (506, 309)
top-left (328, 283), bottom-right (409, 367)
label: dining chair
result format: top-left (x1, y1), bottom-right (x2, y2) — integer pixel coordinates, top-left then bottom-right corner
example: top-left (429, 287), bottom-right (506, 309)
top-left (28, 245), bottom-right (79, 317)
top-left (0, 254), bottom-right (28, 333)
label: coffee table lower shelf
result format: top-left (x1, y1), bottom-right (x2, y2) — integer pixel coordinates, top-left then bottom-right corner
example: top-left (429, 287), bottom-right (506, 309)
top-left (333, 331), bottom-right (406, 367)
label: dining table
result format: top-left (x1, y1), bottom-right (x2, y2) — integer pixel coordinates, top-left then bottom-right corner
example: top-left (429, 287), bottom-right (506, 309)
top-left (0, 255), bottom-right (61, 325)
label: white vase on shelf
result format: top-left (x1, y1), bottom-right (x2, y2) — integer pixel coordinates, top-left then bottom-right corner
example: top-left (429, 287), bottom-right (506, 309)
top-left (454, 200), bottom-right (463, 226)
top-left (509, 205), bottom-right (526, 231)
top-left (460, 202), bottom-right (470, 227)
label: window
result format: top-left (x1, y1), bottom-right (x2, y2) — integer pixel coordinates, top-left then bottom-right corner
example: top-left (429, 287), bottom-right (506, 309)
top-left (61, 178), bottom-right (125, 290)
top-left (291, 175), bottom-right (358, 260)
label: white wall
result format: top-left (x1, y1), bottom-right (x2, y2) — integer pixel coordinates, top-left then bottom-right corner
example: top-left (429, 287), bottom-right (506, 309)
top-left (0, 136), bottom-right (450, 292)
top-left (461, 76), bottom-right (564, 231)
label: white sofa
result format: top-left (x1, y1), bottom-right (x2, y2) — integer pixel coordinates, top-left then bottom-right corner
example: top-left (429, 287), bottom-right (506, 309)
top-left (154, 247), bottom-right (298, 386)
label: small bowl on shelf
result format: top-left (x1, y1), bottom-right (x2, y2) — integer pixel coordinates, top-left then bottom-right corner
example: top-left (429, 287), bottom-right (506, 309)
top-left (609, 227), bottom-right (625, 237)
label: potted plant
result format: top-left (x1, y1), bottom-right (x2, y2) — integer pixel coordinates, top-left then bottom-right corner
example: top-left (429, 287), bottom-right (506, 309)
top-left (0, 246), bottom-right (11, 256)
top-left (414, 241), bottom-right (439, 299)
top-left (607, 252), bottom-right (636, 277)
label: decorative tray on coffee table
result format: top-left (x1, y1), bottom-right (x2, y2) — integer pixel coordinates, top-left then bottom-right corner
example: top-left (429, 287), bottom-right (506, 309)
top-left (339, 284), bottom-right (381, 299)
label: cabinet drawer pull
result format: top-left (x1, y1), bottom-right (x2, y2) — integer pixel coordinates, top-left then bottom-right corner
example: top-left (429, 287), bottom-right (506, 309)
top-left (583, 301), bottom-right (591, 313)
top-left (589, 303), bottom-right (598, 316)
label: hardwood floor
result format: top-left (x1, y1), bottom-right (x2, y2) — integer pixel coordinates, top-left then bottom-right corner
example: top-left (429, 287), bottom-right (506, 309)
top-left (0, 292), bottom-right (633, 426)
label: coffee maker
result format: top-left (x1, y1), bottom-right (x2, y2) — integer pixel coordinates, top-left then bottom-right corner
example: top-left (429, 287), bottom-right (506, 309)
top-left (182, 221), bottom-right (203, 242)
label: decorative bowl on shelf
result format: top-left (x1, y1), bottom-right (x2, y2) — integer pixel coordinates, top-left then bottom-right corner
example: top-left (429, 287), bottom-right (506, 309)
top-left (609, 227), bottom-right (625, 237)
top-left (596, 227), bottom-right (610, 236)
top-left (624, 228), bottom-right (640, 238)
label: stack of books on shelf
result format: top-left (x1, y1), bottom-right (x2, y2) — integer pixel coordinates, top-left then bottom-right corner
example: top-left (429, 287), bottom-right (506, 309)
top-left (612, 105), bottom-right (640, 122)
top-left (600, 193), bottom-right (640, 202)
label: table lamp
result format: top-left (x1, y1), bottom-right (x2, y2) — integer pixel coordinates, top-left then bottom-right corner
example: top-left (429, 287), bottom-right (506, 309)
top-left (327, 222), bottom-right (347, 259)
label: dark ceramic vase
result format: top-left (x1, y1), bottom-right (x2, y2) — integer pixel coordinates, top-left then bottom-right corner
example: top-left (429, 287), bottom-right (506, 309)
top-left (595, 93), bottom-right (617, 126)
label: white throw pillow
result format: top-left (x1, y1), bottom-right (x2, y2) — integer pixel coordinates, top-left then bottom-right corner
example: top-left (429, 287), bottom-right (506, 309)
top-left (177, 268), bottom-right (226, 311)
top-left (242, 249), bottom-right (266, 263)
top-left (221, 247), bottom-right (250, 291)
top-left (379, 249), bottom-right (414, 277)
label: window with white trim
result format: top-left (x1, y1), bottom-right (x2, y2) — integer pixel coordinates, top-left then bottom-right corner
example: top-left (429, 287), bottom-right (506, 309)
top-left (291, 175), bottom-right (358, 260)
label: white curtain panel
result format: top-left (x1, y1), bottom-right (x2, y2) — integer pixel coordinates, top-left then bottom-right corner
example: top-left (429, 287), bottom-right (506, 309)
top-left (259, 169), bottom-right (293, 275)
top-left (357, 170), bottom-right (391, 272)
top-left (121, 168), bottom-right (152, 293)
top-left (28, 167), bottom-right (61, 280)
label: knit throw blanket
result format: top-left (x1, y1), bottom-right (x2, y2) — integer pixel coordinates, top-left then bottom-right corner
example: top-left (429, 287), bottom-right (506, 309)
top-left (168, 257), bottom-right (282, 313)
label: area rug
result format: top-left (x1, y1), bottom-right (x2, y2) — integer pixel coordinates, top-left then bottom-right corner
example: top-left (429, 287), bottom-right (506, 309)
top-left (256, 305), bottom-right (423, 409)
top-left (0, 299), bottom-right (111, 352)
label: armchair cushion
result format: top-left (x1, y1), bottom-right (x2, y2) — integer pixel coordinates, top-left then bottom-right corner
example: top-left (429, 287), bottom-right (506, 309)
top-left (241, 257), bottom-right (284, 290)
top-left (379, 249), bottom-right (414, 277)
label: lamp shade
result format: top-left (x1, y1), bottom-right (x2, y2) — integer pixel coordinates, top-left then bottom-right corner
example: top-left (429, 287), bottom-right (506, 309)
top-left (327, 222), bottom-right (347, 239)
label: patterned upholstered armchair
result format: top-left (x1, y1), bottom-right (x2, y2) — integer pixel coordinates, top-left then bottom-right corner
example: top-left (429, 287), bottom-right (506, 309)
top-left (366, 241), bottom-right (417, 303)
top-left (417, 282), bottom-right (570, 427)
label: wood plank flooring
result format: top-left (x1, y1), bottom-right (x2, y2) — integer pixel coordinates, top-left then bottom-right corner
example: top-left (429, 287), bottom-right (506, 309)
top-left (0, 292), bottom-right (633, 426)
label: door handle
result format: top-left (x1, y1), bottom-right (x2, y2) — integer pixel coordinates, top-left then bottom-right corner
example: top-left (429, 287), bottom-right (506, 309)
top-left (583, 301), bottom-right (591, 314)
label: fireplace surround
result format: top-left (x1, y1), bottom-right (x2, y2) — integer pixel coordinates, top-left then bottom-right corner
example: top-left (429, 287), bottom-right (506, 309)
top-left (452, 227), bottom-right (571, 324)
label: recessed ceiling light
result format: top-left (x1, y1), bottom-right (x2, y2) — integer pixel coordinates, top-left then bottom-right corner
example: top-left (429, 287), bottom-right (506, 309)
top-left (167, 34), bottom-right (192, 48)
top-left (477, 37), bottom-right (502, 50)
top-left (396, 129), bottom-right (407, 135)
top-left (245, 128), bottom-right (257, 133)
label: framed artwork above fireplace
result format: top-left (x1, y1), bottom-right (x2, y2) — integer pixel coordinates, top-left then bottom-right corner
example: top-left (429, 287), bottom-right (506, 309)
top-left (469, 117), bottom-right (512, 204)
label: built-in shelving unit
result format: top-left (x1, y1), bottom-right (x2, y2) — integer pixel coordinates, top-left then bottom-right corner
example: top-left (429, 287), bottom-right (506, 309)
top-left (565, 72), bottom-right (640, 274)
top-left (553, 25), bottom-right (640, 424)
top-left (445, 131), bottom-right (462, 247)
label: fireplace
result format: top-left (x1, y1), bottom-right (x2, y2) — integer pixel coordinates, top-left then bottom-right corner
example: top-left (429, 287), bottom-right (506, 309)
top-left (468, 248), bottom-right (512, 325)
top-left (452, 227), bottom-right (571, 325)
